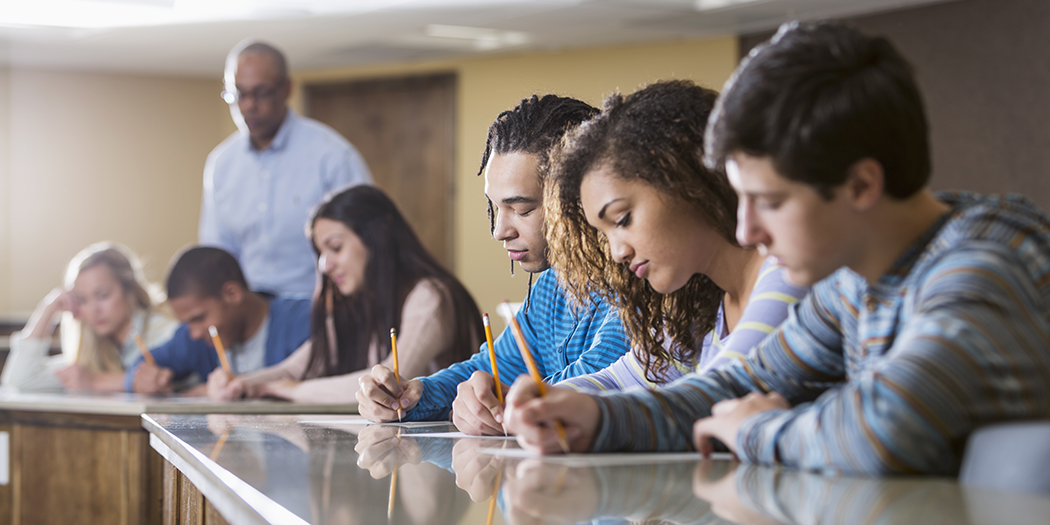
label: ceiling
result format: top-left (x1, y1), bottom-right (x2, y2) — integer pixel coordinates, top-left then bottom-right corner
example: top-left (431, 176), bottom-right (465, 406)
top-left (0, 0), bottom-right (955, 77)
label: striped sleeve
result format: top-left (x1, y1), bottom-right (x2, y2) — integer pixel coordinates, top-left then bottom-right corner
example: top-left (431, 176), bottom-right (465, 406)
top-left (410, 269), bottom-right (629, 421)
top-left (700, 260), bottom-right (808, 372)
top-left (559, 351), bottom-right (666, 393)
top-left (590, 282), bottom-right (847, 453)
top-left (738, 245), bottom-right (1050, 475)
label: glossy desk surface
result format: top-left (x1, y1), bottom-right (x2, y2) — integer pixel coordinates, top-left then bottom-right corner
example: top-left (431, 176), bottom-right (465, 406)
top-left (0, 390), bottom-right (356, 415)
top-left (142, 414), bottom-right (1050, 525)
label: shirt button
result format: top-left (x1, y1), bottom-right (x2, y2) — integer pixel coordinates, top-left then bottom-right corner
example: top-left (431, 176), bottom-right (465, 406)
top-left (865, 297), bottom-right (878, 312)
top-left (258, 203), bottom-right (268, 212)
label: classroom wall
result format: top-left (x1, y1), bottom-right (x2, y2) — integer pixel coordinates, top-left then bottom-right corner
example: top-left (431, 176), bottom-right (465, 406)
top-left (0, 69), bottom-right (11, 314)
top-left (2, 68), bottom-right (235, 313)
top-left (293, 37), bottom-right (739, 329)
top-left (0, 36), bottom-right (738, 323)
top-left (741, 0), bottom-right (1050, 211)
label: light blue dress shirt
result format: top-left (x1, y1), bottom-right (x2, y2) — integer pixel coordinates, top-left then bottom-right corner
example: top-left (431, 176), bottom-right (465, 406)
top-left (200, 109), bottom-right (373, 298)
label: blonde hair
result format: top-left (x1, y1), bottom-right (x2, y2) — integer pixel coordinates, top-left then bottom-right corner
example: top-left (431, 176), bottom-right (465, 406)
top-left (59, 242), bottom-right (164, 373)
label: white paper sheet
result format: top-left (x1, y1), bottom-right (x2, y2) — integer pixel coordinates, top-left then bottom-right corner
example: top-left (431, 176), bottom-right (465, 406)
top-left (304, 418), bottom-right (451, 428)
top-left (479, 447), bottom-right (731, 466)
top-left (396, 432), bottom-right (515, 440)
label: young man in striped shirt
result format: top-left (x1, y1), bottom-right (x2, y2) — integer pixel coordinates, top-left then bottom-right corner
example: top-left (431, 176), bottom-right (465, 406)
top-left (356, 95), bottom-right (631, 433)
top-left (504, 21), bottom-right (1050, 475)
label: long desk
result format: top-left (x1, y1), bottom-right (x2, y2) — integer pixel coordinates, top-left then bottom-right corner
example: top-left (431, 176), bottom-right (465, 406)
top-left (0, 392), bottom-right (355, 525)
top-left (144, 414), bottom-right (1050, 524)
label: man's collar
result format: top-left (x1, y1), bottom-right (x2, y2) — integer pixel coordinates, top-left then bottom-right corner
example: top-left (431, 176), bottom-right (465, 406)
top-left (244, 108), bottom-right (296, 153)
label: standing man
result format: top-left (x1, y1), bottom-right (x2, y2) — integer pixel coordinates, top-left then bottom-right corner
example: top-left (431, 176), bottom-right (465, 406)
top-left (200, 40), bottom-right (372, 298)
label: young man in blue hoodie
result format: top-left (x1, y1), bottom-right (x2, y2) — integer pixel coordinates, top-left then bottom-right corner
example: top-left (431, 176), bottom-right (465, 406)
top-left (127, 246), bottom-right (310, 394)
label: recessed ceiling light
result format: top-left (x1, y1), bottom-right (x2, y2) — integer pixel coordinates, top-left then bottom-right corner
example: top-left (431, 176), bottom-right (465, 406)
top-left (425, 24), bottom-right (530, 50)
top-left (694, 0), bottom-right (771, 11)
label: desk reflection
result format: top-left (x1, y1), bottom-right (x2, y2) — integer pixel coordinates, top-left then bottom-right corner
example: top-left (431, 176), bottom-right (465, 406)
top-left (150, 415), bottom-right (1050, 525)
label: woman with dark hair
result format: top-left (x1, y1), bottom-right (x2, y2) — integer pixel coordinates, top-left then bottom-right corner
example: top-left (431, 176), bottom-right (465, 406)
top-left (544, 79), bottom-right (807, 393)
top-left (208, 185), bottom-right (483, 403)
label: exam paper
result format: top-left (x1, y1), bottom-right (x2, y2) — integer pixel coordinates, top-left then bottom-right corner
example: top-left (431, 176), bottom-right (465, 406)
top-left (304, 418), bottom-right (451, 428)
top-left (479, 447), bottom-right (729, 466)
top-left (397, 432), bottom-right (515, 440)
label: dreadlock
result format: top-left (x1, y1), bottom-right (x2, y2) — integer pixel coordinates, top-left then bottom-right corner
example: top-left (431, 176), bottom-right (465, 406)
top-left (476, 94), bottom-right (599, 301)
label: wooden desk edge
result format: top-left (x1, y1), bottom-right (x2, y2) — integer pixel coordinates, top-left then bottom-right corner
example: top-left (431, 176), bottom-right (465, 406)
top-left (143, 414), bottom-right (310, 525)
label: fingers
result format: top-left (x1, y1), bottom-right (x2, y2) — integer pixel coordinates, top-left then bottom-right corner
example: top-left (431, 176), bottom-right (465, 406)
top-left (469, 371), bottom-right (505, 423)
top-left (504, 378), bottom-right (596, 454)
top-left (451, 439), bottom-right (505, 501)
top-left (400, 379), bottom-right (424, 411)
top-left (711, 397), bottom-right (740, 416)
top-left (357, 372), bottom-right (401, 423)
top-left (371, 365), bottom-right (404, 397)
top-left (453, 378), bottom-right (505, 436)
top-left (693, 417), bottom-right (715, 457)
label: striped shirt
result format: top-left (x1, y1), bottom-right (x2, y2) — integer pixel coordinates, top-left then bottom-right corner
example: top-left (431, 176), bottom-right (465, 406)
top-left (590, 192), bottom-right (1050, 475)
top-left (560, 258), bottom-right (806, 393)
top-left (407, 268), bottom-right (630, 421)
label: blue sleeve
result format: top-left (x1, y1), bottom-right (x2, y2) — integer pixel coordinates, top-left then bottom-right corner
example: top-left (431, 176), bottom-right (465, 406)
top-left (540, 298), bottom-right (630, 384)
top-left (265, 298), bottom-right (313, 366)
top-left (123, 326), bottom-right (219, 392)
top-left (410, 320), bottom-right (531, 421)
top-left (408, 270), bottom-right (630, 420)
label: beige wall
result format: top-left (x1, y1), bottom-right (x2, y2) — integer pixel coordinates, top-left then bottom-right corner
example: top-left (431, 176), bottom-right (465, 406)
top-left (2, 68), bottom-right (235, 313)
top-left (1, 36), bottom-right (738, 326)
top-left (294, 37), bottom-right (739, 330)
top-left (0, 69), bottom-right (10, 314)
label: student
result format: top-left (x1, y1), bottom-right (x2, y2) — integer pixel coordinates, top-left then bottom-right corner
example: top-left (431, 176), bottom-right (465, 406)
top-left (504, 21), bottom-right (1050, 475)
top-left (546, 80), bottom-right (807, 394)
top-left (356, 95), bottom-right (631, 433)
top-left (208, 185), bottom-right (483, 404)
top-left (127, 246), bottom-right (310, 394)
top-left (2, 242), bottom-right (178, 392)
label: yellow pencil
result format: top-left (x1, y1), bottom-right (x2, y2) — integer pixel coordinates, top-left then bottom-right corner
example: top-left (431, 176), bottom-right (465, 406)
top-left (388, 458), bottom-right (398, 521)
top-left (390, 328), bottom-right (402, 422)
top-left (209, 427), bottom-right (231, 462)
top-left (500, 301), bottom-right (570, 454)
top-left (208, 325), bottom-right (233, 378)
top-left (485, 466), bottom-right (502, 525)
top-left (132, 333), bottom-right (156, 367)
top-left (483, 314), bottom-right (503, 405)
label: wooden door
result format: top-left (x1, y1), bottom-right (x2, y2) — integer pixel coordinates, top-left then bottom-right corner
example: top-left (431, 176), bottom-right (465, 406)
top-left (304, 73), bottom-right (457, 269)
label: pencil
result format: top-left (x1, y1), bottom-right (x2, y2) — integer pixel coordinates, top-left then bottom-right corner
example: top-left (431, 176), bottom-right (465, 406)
top-left (485, 466), bottom-right (502, 525)
top-left (483, 314), bottom-right (503, 404)
top-left (209, 427), bottom-right (231, 462)
top-left (500, 301), bottom-right (571, 454)
top-left (483, 313), bottom-right (507, 436)
top-left (388, 458), bottom-right (398, 521)
top-left (132, 333), bottom-right (156, 367)
top-left (208, 325), bottom-right (233, 378)
top-left (390, 328), bottom-right (402, 422)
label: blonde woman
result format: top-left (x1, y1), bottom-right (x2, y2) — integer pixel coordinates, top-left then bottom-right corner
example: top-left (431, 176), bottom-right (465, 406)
top-left (1, 242), bottom-right (178, 392)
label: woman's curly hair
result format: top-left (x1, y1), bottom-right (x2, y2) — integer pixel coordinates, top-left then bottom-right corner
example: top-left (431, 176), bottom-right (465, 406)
top-left (545, 80), bottom-right (738, 382)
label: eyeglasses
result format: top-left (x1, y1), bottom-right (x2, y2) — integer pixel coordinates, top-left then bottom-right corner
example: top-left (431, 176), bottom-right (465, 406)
top-left (221, 82), bottom-right (285, 104)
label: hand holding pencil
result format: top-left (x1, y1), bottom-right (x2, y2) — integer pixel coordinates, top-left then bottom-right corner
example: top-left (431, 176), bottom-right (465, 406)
top-left (449, 313), bottom-right (510, 436)
top-left (500, 303), bottom-right (603, 454)
top-left (498, 302), bottom-right (573, 453)
top-left (355, 365), bottom-right (423, 423)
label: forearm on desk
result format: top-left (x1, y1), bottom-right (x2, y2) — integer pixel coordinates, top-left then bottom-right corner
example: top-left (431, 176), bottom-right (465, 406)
top-left (1, 335), bottom-right (66, 391)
